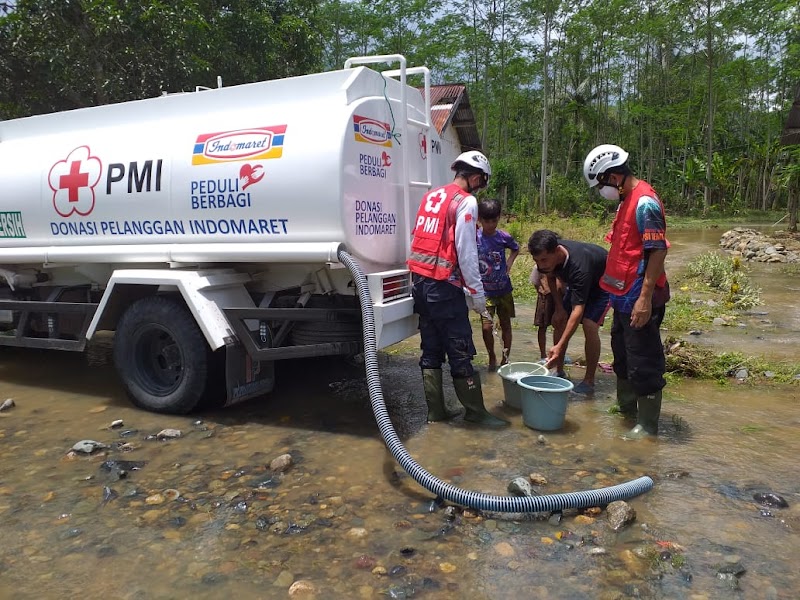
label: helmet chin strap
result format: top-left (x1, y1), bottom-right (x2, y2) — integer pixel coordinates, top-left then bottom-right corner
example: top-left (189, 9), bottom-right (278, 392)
top-left (617, 174), bottom-right (628, 197)
top-left (466, 174), bottom-right (482, 194)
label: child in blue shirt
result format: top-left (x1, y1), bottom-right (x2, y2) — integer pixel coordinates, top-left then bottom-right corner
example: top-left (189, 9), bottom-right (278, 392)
top-left (477, 199), bottom-right (520, 371)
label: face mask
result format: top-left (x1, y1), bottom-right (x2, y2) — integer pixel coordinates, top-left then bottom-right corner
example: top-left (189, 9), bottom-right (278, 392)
top-left (598, 185), bottom-right (620, 201)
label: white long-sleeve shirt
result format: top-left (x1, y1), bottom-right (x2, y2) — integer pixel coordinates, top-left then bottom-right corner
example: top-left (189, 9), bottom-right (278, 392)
top-left (451, 194), bottom-right (485, 298)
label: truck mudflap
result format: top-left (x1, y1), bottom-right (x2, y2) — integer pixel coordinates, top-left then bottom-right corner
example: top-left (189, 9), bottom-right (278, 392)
top-left (224, 342), bottom-right (275, 406)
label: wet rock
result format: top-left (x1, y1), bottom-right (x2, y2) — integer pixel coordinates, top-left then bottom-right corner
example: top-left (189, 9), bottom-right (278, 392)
top-left (764, 371), bottom-right (776, 379)
top-left (734, 369), bottom-right (748, 380)
top-left (663, 470), bottom-right (690, 479)
top-left (101, 486), bottom-right (118, 504)
top-left (716, 561), bottom-right (746, 588)
top-left (606, 501), bottom-right (636, 531)
top-left (284, 523), bottom-right (306, 535)
top-left (347, 527), bottom-right (368, 539)
top-left (170, 516), bottom-right (187, 527)
top-left (288, 580), bottom-right (317, 597)
top-left (201, 572), bottom-right (228, 585)
top-left (712, 317), bottom-right (727, 326)
top-left (71, 440), bottom-right (108, 454)
top-left (386, 584), bottom-right (415, 599)
top-left (753, 492), bottom-right (788, 508)
top-left (109, 419), bottom-right (124, 429)
top-left (270, 453), bottom-right (293, 472)
top-left (494, 542), bottom-right (515, 557)
top-left (273, 570), bottom-right (294, 587)
top-left (251, 475), bottom-right (280, 489)
top-left (100, 460), bottom-right (146, 481)
top-left (688, 330), bottom-right (702, 336)
top-left (399, 547), bottom-right (415, 557)
top-left (59, 527), bottom-right (83, 540)
top-left (508, 477), bottom-right (533, 497)
top-left (529, 473), bottom-right (548, 486)
top-left (388, 565), bottom-right (407, 578)
top-left (0, 398), bottom-right (15, 412)
top-left (118, 429), bottom-right (139, 438)
top-left (537, 435), bottom-right (547, 445)
top-left (145, 493), bottom-right (165, 505)
top-left (97, 546), bottom-right (116, 558)
top-left (156, 428), bottom-right (182, 440)
top-left (354, 554), bottom-right (377, 569)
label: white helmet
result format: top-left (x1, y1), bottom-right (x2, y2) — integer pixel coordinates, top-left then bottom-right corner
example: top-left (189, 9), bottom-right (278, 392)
top-left (583, 144), bottom-right (629, 187)
top-left (451, 151), bottom-right (491, 179)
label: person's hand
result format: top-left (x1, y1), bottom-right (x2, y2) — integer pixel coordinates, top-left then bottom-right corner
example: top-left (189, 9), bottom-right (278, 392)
top-left (544, 343), bottom-right (564, 370)
top-left (466, 293), bottom-right (487, 317)
top-left (630, 296), bottom-right (652, 328)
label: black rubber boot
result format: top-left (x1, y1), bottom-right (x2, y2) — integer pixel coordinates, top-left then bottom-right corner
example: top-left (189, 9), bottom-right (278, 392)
top-left (422, 369), bottom-right (458, 422)
top-left (453, 372), bottom-right (509, 427)
top-left (623, 390), bottom-right (662, 439)
top-left (616, 377), bottom-right (638, 417)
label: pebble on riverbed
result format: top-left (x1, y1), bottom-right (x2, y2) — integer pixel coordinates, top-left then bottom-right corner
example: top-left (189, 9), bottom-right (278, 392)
top-left (0, 398), bottom-right (15, 412)
top-left (606, 501), bottom-right (636, 531)
top-left (156, 428), bottom-right (182, 440)
top-left (269, 453), bottom-right (293, 472)
top-left (71, 440), bottom-right (108, 454)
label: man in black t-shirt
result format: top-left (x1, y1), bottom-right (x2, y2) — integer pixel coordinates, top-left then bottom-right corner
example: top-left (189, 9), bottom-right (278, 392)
top-left (528, 229), bottom-right (610, 395)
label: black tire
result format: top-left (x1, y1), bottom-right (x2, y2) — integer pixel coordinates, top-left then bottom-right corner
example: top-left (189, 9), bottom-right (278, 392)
top-left (114, 296), bottom-right (209, 414)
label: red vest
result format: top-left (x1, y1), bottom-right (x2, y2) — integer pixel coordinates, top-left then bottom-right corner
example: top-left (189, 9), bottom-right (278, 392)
top-left (407, 183), bottom-right (465, 281)
top-left (601, 181), bottom-right (668, 295)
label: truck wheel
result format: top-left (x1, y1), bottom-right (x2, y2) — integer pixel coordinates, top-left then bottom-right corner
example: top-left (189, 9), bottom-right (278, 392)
top-left (114, 296), bottom-right (209, 414)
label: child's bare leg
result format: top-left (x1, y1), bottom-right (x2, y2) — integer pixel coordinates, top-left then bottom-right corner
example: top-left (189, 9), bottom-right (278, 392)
top-left (499, 315), bottom-right (512, 365)
top-left (481, 317), bottom-right (496, 370)
top-left (537, 325), bottom-right (547, 359)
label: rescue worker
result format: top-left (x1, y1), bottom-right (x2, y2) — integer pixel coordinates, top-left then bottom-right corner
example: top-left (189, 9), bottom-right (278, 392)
top-left (583, 144), bottom-right (670, 438)
top-left (407, 151), bottom-right (509, 427)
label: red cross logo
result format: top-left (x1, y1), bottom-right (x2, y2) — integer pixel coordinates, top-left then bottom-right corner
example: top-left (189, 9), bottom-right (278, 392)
top-left (48, 146), bottom-right (102, 217)
top-left (419, 132), bottom-right (427, 159)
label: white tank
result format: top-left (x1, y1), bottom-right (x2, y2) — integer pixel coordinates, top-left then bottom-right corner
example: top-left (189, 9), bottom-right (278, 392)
top-left (0, 66), bottom-right (445, 272)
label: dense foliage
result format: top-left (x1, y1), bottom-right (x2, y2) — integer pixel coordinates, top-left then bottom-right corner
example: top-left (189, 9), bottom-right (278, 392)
top-left (1, 0), bottom-right (798, 218)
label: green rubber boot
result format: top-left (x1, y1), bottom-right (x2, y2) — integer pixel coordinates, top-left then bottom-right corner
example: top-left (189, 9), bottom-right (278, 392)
top-left (616, 377), bottom-right (638, 417)
top-left (453, 372), bottom-right (509, 427)
top-left (422, 369), bottom-right (458, 422)
top-left (623, 391), bottom-right (662, 439)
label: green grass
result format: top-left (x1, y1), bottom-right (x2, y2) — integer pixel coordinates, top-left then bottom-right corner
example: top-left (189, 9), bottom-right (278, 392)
top-left (737, 424), bottom-right (765, 434)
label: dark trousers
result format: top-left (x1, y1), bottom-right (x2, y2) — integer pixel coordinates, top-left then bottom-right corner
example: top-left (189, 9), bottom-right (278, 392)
top-left (610, 305), bottom-right (666, 396)
top-left (412, 275), bottom-right (476, 378)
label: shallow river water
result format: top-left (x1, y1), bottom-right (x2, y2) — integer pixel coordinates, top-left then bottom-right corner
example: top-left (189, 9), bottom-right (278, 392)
top-left (0, 228), bottom-right (798, 599)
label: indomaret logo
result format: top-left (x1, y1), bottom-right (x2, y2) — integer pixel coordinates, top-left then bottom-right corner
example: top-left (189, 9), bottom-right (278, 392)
top-left (353, 115), bottom-right (392, 147)
top-left (48, 146), bottom-right (103, 217)
top-left (192, 125), bottom-right (287, 165)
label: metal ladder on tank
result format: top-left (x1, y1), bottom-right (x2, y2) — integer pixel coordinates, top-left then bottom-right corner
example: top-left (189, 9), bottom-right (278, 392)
top-left (343, 55), bottom-right (432, 260)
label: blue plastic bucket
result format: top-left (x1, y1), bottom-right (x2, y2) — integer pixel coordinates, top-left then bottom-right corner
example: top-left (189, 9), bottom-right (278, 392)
top-left (497, 362), bottom-right (548, 409)
top-left (517, 375), bottom-right (574, 430)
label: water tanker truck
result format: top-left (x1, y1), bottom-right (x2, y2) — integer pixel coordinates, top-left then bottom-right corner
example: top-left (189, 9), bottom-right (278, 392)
top-left (0, 55), bottom-right (453, 414)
